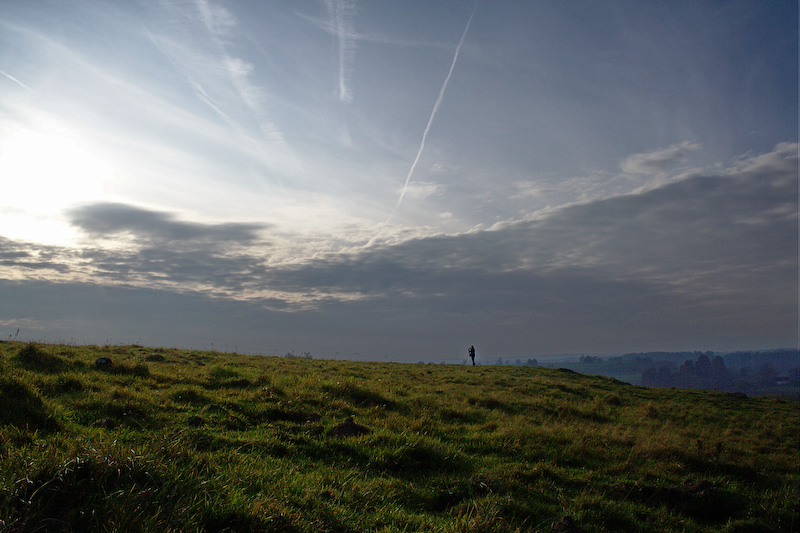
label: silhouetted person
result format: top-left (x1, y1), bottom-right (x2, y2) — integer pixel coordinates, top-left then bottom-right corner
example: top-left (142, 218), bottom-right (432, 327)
top-left (469, 345), bottom-right (475, 365)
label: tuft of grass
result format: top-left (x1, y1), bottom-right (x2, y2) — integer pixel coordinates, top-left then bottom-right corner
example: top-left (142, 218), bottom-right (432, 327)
top-left (0, 376), bottom-right (59, 430)
top-left (16, 342), bottom-right (67, 372)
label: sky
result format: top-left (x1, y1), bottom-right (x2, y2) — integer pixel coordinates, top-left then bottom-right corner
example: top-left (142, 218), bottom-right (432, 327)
top-left (0, 1), bottom-right (797, 362)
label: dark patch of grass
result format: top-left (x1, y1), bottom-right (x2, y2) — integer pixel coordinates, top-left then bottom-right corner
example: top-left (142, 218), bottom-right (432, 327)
top-left (112, 362), bottom-right (151, 377)
top-left (1, 449), bottom-right (194, 530)
top-left (611, 480), bottom-right (746, 524)
top-left (71, 398), bottom-right (152, 429)
top-left (37, 375), bottom-right (85, 396)
top-left (0, 377), bottom-right (59, 430)
top-left (369, 438), bottom-right (466, 479)
top-left (203, 365), bottom-right (253, 389)
top-left (440, 407), bottom-right (484, 424)
top-left (15, 342), bottom-right (67, 373)
top-left (322, 381), bottom-right (397, 409)
top-left (170, 387), bottom-right (210, 404)
top-left (262, 406), bottom-right (309, 423)
top-left (467, 396), bottom-right (515, 413)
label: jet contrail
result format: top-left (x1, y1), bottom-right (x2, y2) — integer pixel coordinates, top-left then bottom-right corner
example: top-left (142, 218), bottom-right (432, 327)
top-left (327, 0), bottom-right (356, 103)
top-left (0, 70), bottom-right (32, 91)
top-left (387, 1), bottom-right (477, 223)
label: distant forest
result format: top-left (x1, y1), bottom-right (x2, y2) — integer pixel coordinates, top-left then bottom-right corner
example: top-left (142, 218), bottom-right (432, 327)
top-left (632, 349), bottom-right (799, 394)
top-left (505, 349), bottom-right (799, 397)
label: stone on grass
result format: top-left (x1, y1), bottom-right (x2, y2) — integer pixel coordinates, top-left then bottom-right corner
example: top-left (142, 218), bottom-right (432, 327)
top-left (95, 357), bottom-right (113, 368)
top-left (327, 417), bottom-right (370, 439)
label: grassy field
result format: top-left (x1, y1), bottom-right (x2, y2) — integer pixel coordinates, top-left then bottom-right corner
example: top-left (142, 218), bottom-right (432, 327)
top-left (0, 341), bottom-right (797, 532)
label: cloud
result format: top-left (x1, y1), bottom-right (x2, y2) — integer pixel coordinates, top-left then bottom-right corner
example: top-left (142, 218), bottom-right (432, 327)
top-left (68, 203), bottom-right (268, 247)
top-left (620, 141), bottom-right (702, 175)
top-left (0, 237), bottom-right (74, 276)
top-left (399, 181), bottom-right (446, 200)
top-left (0, 144), bottom-right (795, 354)
top-left (194, 0), bottom-right (237, 41)
top-left (144, 0), bottom-right (299, 172)
top-left (258, 143), bottom-right (797, 351)
top-left (513, 181), bottom-right (555, 198)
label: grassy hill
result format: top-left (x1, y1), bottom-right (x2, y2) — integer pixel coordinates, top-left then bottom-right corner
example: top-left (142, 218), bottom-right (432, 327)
top-left (0, 342), bottom-right (797, 532)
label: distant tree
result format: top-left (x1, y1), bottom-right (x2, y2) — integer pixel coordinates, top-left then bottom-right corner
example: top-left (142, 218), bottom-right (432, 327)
top-left (695, 354), bottom-right (712, 382)
top-left (525, 358), bottom-right (539, 366)
top-left (640, 366), bottom-right (658, 386)
top-left (641, 364), bottom-right (676, 387)
top-left (710, 355), bottom-right (729, 389)
top-left (758, 363), bottom-right (778, 386)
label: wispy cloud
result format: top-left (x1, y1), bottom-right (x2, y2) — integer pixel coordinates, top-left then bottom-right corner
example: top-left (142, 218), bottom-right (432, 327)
top-left (325, 0), bottom-right (357, 103)
top-left (145, 0), bottom-right (299, 173)
top-left (620, 141), bottom-right (702, 175)
top-left (400, 181), bottom-right (447, 200)
top-left (194, 0), bottom-right (237, 42)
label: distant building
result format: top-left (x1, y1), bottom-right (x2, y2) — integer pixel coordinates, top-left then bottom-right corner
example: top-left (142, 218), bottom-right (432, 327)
top-left (775, 375), bottom-right (790, 386)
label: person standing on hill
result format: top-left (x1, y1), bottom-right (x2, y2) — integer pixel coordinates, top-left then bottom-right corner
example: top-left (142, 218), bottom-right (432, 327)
top-left (469, 345), bottom-right (476, 365)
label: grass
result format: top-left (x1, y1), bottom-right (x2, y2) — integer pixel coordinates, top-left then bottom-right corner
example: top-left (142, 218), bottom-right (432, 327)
top-left (0, 341), bottom-right (797, 532)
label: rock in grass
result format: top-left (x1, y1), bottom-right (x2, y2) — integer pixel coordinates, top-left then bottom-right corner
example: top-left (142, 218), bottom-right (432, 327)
top-left (327, 417), bottom-right (370, 439)
top-left (95, 357), bottom-right (113, 368)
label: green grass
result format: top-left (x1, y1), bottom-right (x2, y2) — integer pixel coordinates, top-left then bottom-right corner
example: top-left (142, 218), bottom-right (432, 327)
top-left (0, 341), bottom-right (797, 532)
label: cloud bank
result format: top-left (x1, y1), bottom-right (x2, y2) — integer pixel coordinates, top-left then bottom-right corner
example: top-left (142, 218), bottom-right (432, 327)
top-left (1, 143), bottom-right (795, 357)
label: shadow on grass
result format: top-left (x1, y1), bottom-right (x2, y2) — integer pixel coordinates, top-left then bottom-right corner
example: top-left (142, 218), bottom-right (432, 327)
top-left (0, 377), bottom-right (60, 431)
top-left (369, 440), bottom-right (467, 479)
top-left (15, 343), bottom-right (71, 373)
top-left (322, 382), bottom-right (398, 410)
top-left (610, 479), bottom-right (746, 524)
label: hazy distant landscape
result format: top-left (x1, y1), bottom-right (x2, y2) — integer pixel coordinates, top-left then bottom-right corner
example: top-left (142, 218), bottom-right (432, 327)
top-left (467, 349), bottom-right (800, 399)
top-left (1, 341), bottom-right (797, 532)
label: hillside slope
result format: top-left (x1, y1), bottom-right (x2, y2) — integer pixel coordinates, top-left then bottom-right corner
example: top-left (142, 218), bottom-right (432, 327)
top-left (1, 342), bottom-right (797, 532)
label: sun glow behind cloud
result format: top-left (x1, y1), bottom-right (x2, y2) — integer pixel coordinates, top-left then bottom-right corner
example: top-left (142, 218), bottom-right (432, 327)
top-left (0, 122), bottom-right (116, 245)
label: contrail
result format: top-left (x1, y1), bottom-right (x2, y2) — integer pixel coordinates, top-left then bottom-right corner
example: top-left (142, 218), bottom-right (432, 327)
top-left (0, 70), bottom-right (32, 91)
top-left (327, 0), bottom-right (356, 103)
top-left (387, 1), bottom-right (477, 223)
